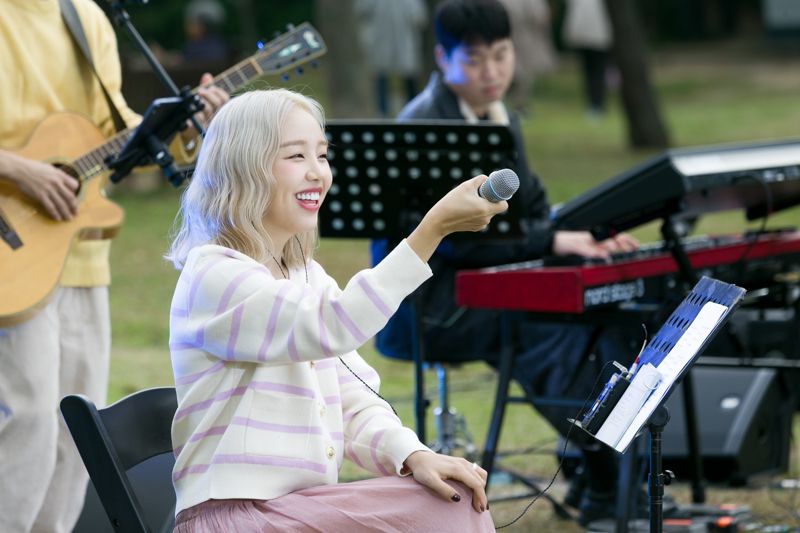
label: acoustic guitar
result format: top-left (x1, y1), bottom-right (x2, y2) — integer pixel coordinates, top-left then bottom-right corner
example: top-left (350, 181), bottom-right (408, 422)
top-left (0, 22), bottom-right (326, 327)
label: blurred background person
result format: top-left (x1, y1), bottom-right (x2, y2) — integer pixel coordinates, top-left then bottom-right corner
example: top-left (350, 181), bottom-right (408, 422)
top-left (499, 0), bottom-right (557, 114)
top-left (182, 0), bottom-right (231, 65)
top-left (355, 0), bottom-right (428, 117)
top-left (562, 0), bottom-right (613, 117)
top-left (146, 0), bottom-right (231, 69)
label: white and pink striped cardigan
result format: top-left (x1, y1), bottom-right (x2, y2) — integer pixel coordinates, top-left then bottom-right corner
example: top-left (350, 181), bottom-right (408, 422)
top-left (169, 240), bottom-right (433, 514)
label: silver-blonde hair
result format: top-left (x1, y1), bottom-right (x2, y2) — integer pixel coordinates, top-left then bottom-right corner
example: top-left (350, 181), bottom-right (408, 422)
top-left (166, 89), bottom-right (325, 269)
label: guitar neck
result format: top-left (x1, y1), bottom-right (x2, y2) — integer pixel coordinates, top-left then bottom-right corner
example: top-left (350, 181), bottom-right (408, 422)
top-left (203, 56), bottom-right (262, 95)
top-left (72, 129), bottom-right (133, 181)
top-left (72, 22), bottom-right (326, 183)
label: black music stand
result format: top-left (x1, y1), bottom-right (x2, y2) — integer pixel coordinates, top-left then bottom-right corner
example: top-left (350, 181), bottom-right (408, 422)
top-left (105, 95), bottom-right (202, 186)
top-left (322, 119), bottom-right (522, 441)
top-left (322, 119), bottom-right (522, 240)
top-left (572, 276), bottom-right (746, 533)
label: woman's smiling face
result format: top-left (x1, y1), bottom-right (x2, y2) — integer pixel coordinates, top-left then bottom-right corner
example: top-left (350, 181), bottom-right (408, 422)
top-left (264, 106), bottom-right (331, 247)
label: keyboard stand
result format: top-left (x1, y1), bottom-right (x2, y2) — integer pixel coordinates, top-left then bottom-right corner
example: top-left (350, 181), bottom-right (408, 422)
top-left (659, 217), bottom-right (706, 503)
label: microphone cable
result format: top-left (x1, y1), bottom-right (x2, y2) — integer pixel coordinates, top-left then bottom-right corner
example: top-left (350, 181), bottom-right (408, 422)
top-left (495, 358), bottom-right (621, 529)
top-left (337, 355), bottom-right (398, 416)
top-left (297, 236), bottom-right (399, 416)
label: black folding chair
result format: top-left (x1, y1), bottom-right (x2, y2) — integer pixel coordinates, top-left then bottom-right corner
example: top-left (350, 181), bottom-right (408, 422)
top-left (61, 387), bottom-right (178, 533)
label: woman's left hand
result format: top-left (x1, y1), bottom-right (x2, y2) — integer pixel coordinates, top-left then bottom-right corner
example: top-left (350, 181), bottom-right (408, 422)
top-left (402, 450), bottom-right (489, 513)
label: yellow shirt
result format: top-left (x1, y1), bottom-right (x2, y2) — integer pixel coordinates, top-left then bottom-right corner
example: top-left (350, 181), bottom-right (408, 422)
top-left (0, 0), bottom-right (138, 286)
top-left (0, 0), bottom-right (196, 286)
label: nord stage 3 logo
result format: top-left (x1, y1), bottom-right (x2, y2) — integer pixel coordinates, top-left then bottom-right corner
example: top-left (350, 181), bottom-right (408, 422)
top-left (583, 279), bottom-right (645, 308)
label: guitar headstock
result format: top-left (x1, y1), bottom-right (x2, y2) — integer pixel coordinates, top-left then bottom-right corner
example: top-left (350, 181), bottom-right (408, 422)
top-left (254, 22), bottom-right (327, 77)
top-left (207, 22), bottom-right (326, 94)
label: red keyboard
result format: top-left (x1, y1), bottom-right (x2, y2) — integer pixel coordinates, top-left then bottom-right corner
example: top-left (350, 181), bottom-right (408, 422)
top-left (455, 231), bottom-right (800, 313)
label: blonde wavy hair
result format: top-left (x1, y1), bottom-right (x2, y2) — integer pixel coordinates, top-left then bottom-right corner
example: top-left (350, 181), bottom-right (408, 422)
top-left (166, 89), bottom-right (325, 269)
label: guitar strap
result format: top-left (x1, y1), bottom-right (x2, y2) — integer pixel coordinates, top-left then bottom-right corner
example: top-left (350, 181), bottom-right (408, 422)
top-left (58, 0), bottom-right (128, 133)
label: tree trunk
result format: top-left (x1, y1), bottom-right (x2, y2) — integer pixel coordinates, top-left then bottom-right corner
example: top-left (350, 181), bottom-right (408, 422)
top-left (231, 0), bottom-right (258, 59)
top-left (314, 0), bottom-right (370, 118)
top-left (605, 0), bottom-right (670, 149)
top-left (421, 0), bottom-right (438, 82)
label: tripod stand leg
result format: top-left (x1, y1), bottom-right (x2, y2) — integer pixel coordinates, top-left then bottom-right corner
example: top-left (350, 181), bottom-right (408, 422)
top-left (648, 406), bottom-right (671, 533)
top-left (615, 443), bottom-right (638, 533)
top-left (410, 297), bottom-right (427, 441)
top-left (680, 372), bottom-right (706, 503)
top-left (481, 318), bottom-right (516, 488)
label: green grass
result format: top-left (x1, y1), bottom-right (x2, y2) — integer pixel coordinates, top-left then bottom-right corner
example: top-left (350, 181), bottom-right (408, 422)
top-left (106, 45), bottom-right (800, 531)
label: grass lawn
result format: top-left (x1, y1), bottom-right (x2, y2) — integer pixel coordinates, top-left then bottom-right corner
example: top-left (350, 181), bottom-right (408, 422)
top-left (106, 41), bottom-right (800, 531)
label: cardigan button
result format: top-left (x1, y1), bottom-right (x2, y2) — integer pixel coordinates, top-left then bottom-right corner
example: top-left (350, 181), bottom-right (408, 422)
top-left (319, 404), bottom-right (327, 417)
top-left (326, 446), bottom-right (335, 459)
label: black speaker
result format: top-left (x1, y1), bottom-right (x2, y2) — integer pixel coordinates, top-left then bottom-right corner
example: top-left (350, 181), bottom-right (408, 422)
top-left (661, 366), bottom-right (793, 486)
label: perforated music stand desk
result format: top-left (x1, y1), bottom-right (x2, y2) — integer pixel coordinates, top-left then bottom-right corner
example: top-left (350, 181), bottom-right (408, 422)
top-left (322, 119), bottom-right (523, 440)
top-left (573, 276), bottom-right (746, 533)
top-left (321, 119), bottom-right (522, 241)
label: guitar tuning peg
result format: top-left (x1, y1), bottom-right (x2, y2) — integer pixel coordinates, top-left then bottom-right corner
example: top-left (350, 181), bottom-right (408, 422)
top-left (256, 40), bottom-right (265, 50)
top-left (281, 73), bottom-right (290, 82)
top-left (286, 23), bottom-right (295, 31)
top-left (295, 67), bottom-right (303, 75)
top-left (273, 31), bottom-right (281, 39)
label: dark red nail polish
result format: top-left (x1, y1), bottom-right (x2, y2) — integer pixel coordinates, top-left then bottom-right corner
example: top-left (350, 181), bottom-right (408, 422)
top-left (451, 493), bottom-right (461, 502)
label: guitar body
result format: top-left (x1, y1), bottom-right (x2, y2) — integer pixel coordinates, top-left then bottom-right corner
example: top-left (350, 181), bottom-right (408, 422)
top-left (0, 112), bottom-right (124, 327)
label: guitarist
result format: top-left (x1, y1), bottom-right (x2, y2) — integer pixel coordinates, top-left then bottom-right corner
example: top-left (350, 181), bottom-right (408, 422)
top-left (0, 1), bottom-right (228, 531)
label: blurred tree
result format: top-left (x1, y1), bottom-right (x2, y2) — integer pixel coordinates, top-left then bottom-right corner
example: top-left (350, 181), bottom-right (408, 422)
top-left (639, 0), bottom-right (755, 41)
top-left (229, 0), bottom-right (258, 57)
top-left (605, 0), bottom-right (670, 148)
top-left (420, 0), bottom-right (438, 86)
top-left (314, 0), bottom-right (370, 117)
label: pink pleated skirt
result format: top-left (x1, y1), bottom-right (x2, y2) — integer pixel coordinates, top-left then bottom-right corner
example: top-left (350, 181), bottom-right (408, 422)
top-left (174, 476), bottom-right (495, 532)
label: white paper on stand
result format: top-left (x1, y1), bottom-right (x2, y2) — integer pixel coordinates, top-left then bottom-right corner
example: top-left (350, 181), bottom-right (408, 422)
top-left (612, 302), bottom-right (729, 452)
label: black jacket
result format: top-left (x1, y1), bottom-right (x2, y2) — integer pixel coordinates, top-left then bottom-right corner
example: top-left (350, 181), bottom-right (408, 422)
top-left (372, 72), bottom-right (556, 361)
top-left (370, 75), bottom-right (641, 442)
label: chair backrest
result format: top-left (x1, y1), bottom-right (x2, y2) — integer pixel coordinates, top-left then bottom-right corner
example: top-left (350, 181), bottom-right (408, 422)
top-left (61, 387), bottom-right (178, 533)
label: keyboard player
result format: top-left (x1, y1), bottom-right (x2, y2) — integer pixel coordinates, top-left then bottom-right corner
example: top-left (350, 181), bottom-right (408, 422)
top-left (370, 0), bottom-right (640, 525)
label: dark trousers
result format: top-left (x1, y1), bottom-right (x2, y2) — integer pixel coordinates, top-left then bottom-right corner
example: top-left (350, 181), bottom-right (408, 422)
top-left (578, 48), bottom-right (609, 112)
top-left (376, 74), bottom-right (418, 117)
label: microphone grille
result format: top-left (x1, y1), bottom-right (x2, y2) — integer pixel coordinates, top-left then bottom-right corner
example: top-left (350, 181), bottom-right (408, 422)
top-left (486, 168), bottom-right (520, 200)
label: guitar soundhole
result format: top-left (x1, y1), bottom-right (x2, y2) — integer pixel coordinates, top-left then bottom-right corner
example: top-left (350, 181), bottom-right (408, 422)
top-left (54, 163), bottom-right (82, 196)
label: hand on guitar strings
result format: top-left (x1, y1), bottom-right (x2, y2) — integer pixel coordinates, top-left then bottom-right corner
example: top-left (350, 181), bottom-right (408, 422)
top-left (180, 72), bottom-right (230, 147)
top-left (0, 150), bottom-right (78, 221)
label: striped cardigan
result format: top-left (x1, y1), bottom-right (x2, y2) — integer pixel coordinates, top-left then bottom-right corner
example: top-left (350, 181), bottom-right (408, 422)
top-left (169, 240), bottom-right (433, 514)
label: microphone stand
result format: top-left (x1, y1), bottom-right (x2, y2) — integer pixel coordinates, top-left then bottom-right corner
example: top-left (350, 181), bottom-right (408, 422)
top-left (105, 0), bottom-right (205, 136)
top-left (106, 96), bottom-right (203, 187)
top-left (104, 0), bottom-right (205, 186)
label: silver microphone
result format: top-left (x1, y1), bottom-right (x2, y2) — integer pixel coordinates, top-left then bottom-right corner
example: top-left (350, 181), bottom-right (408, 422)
top-left (478, 168), bottom-right (519, 202)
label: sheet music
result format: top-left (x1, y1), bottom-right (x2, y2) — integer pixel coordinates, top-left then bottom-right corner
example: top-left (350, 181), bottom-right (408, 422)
top-left (612, 301), bottom-right (729, 452)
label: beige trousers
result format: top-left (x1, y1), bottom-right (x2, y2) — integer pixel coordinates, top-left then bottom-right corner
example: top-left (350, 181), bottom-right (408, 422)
top-left (0, 287), bottom-right (110, 533)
